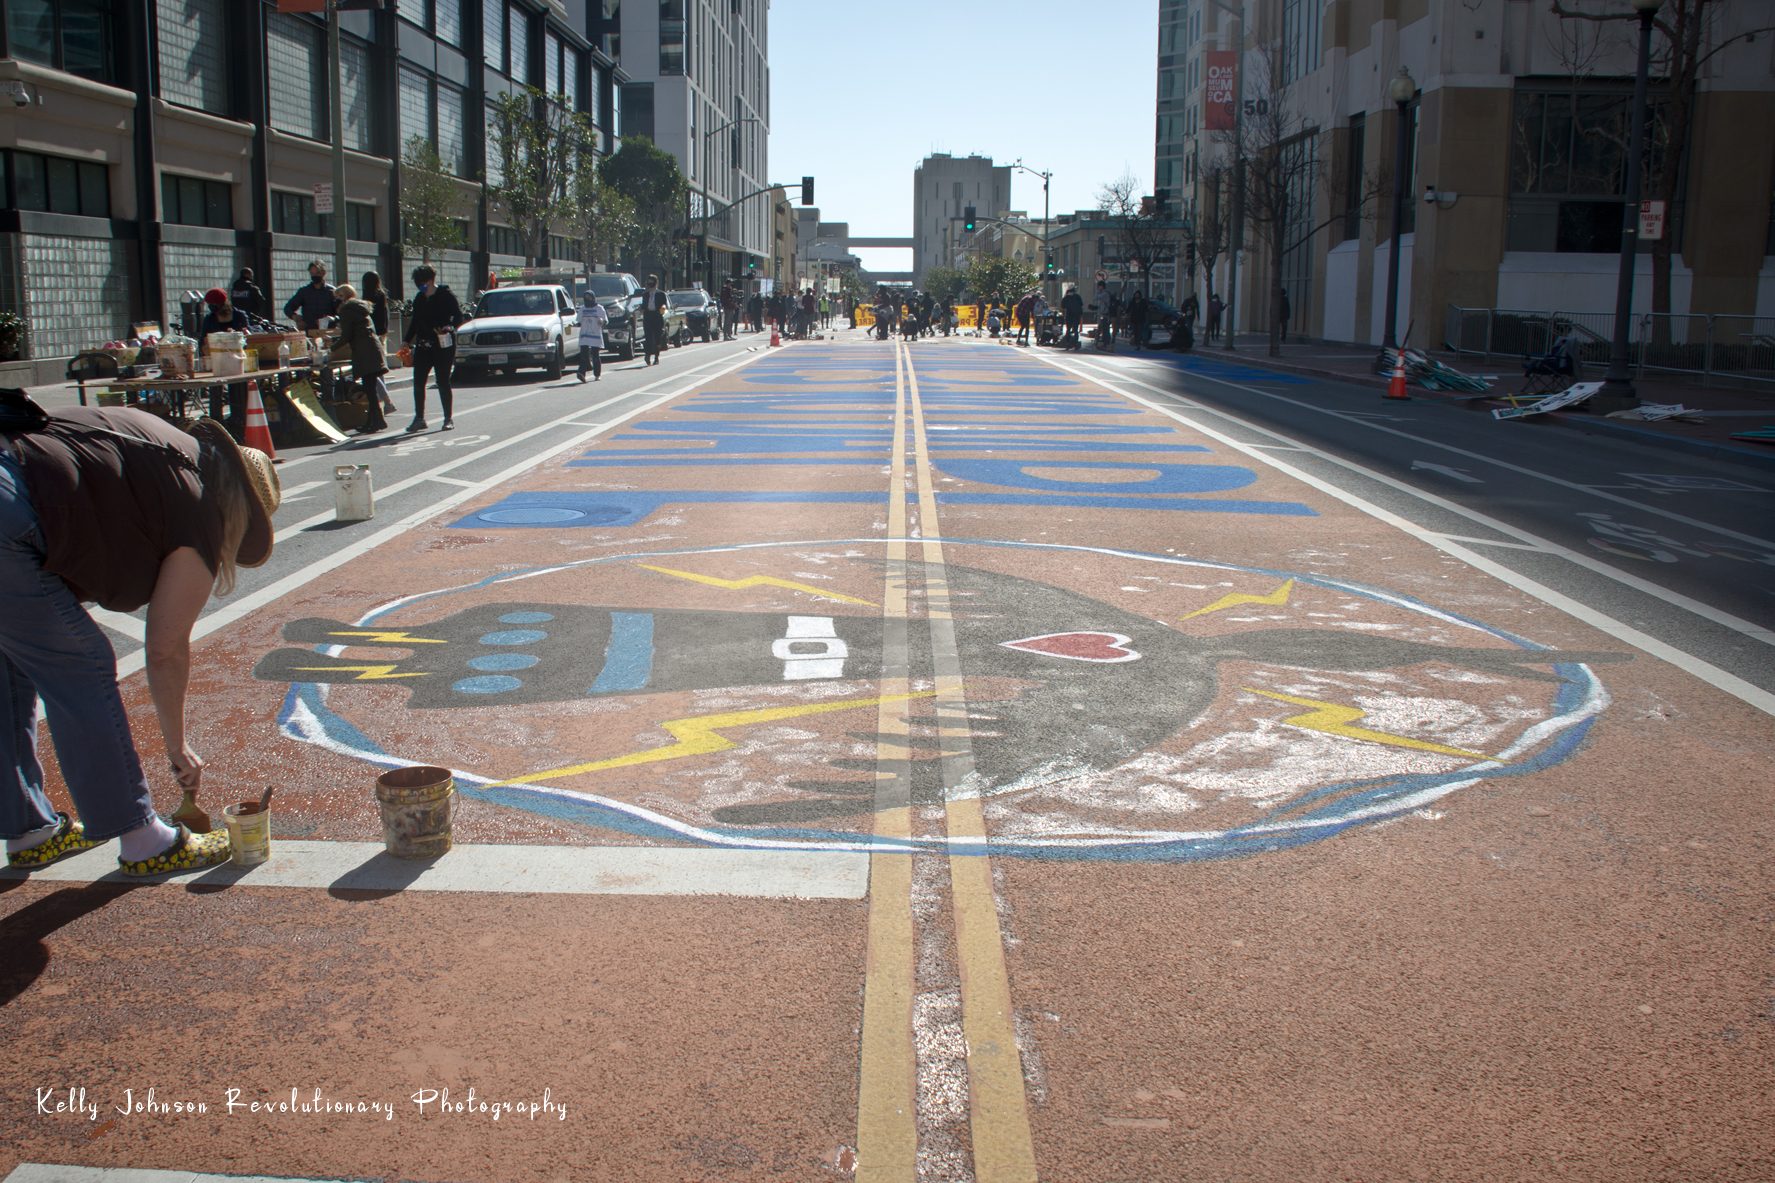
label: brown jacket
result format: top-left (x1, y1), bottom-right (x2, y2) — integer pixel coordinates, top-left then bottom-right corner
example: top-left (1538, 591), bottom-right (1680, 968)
top-left (330, 297), bottom-right (387, 380)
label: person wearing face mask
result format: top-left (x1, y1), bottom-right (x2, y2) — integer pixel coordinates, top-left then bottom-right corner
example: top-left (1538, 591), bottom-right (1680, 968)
top-left (401, 265), bottom-right (463, 431)
top-left (282, 260), bottom-right (336, 332)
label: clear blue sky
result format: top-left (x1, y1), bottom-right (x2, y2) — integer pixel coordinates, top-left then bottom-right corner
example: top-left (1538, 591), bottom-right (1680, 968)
top-left (768, 1), bottom-right (1160, 271)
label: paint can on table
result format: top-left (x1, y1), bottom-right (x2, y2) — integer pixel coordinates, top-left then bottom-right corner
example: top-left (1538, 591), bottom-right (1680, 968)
top-left (374, 765), bottom-right (455, 859)
top-left (222, 801), bottom-right (271, 866)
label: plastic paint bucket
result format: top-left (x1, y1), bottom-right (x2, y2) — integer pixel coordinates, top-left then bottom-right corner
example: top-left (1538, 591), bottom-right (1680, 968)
top-left (374, 765), bottom-right (455, 859)
top-left (333, 464), bottom-right (374, 521)
top-left (222, 802), bottom-right (271, 866)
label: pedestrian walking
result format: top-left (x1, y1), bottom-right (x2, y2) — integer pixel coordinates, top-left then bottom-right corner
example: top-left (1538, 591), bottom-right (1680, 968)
top-left (1127, 290), bottom-right (1150, 351)
top-left (402, 264), bottom-right (463, 431)
top-left (1, 392), bottom-right (280, 877)
top-left (229, 268), bottom-right (264, 319)
top-left (329, 283), bottom-right (391, 435)
top-left (1093, 281), bottom-right (1118, 352)
top-left (1015, 291), bottom-right (1036, 345)
top-left (282, 260), bottom-right (336, 331)
top-left (1206, 293), bottom-right (1224, 342)
top-left (576, 291), bottom-right (608, 381)
top-left (639, 275), bottom-right (668, 365)
top-left (1279, 289), bottom-right (1292, 343)
top-left (719, 281), bottom-right (738, 340)
top-left (747, 291), bottom-right (763, 333)
top-left (359, 272), bottom-right (396, 419)
top-left (1061, 284), bottom-right (1084, 350)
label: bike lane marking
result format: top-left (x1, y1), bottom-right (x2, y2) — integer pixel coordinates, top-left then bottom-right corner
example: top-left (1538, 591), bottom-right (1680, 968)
top-left (1047, 355), bottom-right (1775, 718)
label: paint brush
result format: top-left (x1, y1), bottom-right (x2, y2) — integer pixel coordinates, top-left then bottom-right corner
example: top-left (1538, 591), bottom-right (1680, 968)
top-left (170, 788), bottom-right (211, 834)
top-left (259, 785), bottom-right (276, 812)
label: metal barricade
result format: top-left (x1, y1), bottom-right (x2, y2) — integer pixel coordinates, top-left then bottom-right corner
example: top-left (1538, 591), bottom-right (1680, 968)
top-left (1706, 315), bottom-right (1775, 385)
top-left (1446, 306), bottom-right (1775, 387)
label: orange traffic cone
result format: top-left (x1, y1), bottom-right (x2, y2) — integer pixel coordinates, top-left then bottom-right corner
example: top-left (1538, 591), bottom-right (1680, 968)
top-left (243, 379), bottom-right (278, 459)
top-left (769, 325), bottom-right (781, 347)
top-left (1383, 349), bottom-right (1411, 401)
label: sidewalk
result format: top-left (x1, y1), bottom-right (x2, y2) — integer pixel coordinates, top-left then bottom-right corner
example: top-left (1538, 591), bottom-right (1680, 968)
top-left (1173, 333), bottom-right (1775, 472)
top-left (22, 366), bottom-right (415, 411)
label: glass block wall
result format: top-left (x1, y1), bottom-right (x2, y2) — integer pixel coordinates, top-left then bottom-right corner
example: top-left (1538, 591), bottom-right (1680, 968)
top-left (4, 234), bottom-right (135, 356)
top-left (163, 242), bottom-right (244, 332)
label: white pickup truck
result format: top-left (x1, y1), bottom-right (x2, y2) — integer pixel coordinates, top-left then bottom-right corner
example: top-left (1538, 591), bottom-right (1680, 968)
top-left (452, 285), bottom-right (578, 381)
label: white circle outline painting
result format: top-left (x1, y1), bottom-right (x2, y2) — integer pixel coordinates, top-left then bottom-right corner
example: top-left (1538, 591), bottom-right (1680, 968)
top-left (254, 540), bottom-right (1631, 862)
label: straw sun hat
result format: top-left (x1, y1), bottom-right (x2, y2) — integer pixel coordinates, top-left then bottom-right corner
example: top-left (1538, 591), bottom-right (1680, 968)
top-left (187, 418), bottom-right (280, 567)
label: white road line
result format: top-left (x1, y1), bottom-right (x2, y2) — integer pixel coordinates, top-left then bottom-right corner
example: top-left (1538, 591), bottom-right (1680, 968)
top-left (1436, 535), bottom-right (1555, 552)
top-left (0, 841), bottom-right (868, 898)
top-left (111, 349), bottom-right (772, 682)
top-left (1060, 356), bottom-right (1775, 650)
top-left (424, 475), bottom-right (480, 488)
top-left (1041, 356), bottom-right (1775, 718)
top-left (88, 607), bottom-right (145, 641)
top-left (1122, 358), bottom-right (1775, 549)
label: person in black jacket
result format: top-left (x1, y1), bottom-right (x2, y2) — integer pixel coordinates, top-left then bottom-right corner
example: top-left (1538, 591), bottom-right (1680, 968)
top-left (401, 265), bottom-right (463, 431)
top-left (282, 260), bottom-right (336, 330)
top-left (229, 268), bottom-right (265, 318)
top-left (637, 274), bottom-right (668, 366)
top-left (361, 271), bottom-right (389, 336)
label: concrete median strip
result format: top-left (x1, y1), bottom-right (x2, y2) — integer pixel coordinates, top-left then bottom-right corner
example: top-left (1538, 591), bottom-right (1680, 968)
top-left (0, 840), bottom-right (868, 899)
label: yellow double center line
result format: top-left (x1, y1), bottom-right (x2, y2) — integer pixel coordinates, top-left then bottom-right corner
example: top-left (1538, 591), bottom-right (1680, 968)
top-left (856, 344), bottom-right (1037, 1181)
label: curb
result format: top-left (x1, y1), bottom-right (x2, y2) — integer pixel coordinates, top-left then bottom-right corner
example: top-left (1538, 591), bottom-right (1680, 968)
top-left (1539, 410), bottom-right (1775, 475)
top-left (1182, 350), bottom-right (1775, 475)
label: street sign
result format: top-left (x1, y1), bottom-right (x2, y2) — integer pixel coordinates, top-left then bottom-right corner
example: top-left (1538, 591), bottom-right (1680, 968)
top-left (1639, 199), bottom-right (1665, 241)
top-left (1096, 269), bottom-right (1107, 282)
top-left (313, 182), bottom-right (334, 215)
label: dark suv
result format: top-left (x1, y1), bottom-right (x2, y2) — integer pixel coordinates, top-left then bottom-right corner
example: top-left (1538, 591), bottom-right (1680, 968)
top-left (579, 272), bottom-right (642, 360)
top-left (670, 288), bottom-right (716, 342)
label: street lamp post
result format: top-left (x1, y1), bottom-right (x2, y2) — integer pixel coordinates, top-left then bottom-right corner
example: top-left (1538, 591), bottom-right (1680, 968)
top-left (700, 115), bottom-right (761, 288)
top-left (1381, 67), bottom-right (1417, 355)
top-left (1011, 160), bottom-right (1054, 297)
top-left (1598, 0), bottom-right (1661, 411)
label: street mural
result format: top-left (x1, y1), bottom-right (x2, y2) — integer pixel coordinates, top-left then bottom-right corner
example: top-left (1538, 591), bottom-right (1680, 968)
top-left (254, 541), bottom-right (1632, 861)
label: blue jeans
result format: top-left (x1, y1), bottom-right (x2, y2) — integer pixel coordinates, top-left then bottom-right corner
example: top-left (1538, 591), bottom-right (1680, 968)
top-left (0, 450), bottom-right (156, 841)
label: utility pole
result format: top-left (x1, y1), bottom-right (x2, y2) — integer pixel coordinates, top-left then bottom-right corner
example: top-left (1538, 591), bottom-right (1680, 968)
top-left (328, 0), bottom-right (348, 285)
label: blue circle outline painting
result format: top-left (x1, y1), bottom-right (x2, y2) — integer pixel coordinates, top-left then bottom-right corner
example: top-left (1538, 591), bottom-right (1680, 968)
top-left (258, 540), bottom-right (1631, 862)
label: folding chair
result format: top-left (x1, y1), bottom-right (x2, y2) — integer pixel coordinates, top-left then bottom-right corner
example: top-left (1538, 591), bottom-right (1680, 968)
top-left (1515, 335), bottom-right (1579, 402)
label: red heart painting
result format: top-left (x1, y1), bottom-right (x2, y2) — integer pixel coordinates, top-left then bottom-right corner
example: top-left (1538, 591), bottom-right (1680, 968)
top-left (998, 632), bottom-right (1142, 663)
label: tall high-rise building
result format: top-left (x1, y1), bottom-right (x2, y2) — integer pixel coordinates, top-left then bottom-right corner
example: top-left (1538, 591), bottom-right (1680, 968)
top-left (913, 154), bottom-right (1011, 286)
top-left (616, 0), bottom-right (770, 282)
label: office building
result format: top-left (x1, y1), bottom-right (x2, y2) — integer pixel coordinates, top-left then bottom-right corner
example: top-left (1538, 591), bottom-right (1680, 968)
top-left (615, 0), bottom-right (769, 285)
top-left (913, 153), bottom-right (1010, 286)
top-left (0, 0), bottom-right (624, 383)
top-left (1156, 0), bottom-right (1775, 347)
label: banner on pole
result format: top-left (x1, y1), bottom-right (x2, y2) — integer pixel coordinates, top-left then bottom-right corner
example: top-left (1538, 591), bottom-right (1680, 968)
top-left (1205, 52), bottom-right (1237, 131)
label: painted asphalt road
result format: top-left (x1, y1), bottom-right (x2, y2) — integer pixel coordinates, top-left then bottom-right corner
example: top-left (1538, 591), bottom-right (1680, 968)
top-left (5, 331), bottom-right (1772, 1183)
top-left (1067, 349), bottom-right (1775, 700)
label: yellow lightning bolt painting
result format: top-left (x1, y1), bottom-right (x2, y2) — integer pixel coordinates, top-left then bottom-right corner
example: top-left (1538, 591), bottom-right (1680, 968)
top-left (637, 564), bottom-right (878, 606)
top-left (1243, 687), bottom-right (1503, 763)
top-left (1181, 578), bottom-right (1295, 620)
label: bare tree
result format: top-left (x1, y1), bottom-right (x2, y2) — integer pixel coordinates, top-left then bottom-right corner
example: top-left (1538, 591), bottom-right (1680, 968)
top-left (1194, 165), bottom-right (1232, 306)
top-left (1550, 0), bottom-right (1775, 338)
top-left (1095, 175), bottom-right (1179, 299)
top-left (485, 86), bottom-right (596, 266)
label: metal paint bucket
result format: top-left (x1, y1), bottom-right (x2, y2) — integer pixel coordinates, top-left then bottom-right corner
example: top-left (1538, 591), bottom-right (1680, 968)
top-left (222, 802), bottom-right (271, 866)
top-left (374, 765), bottom-right (455, 859)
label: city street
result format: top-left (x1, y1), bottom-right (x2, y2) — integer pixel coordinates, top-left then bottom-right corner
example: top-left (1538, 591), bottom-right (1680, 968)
top-left (5, 331), bottom-right (1771, 1183)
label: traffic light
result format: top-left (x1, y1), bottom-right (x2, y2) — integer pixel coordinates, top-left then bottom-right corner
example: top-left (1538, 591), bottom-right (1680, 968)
top-left (747, 258), bottom-right (757, 272)
top-left (964, 206), bottom-right (976, 232)
top-left (1154, 188), bottom-right (1170, 219)
top-left (801, 176), bottom-right (814, 205)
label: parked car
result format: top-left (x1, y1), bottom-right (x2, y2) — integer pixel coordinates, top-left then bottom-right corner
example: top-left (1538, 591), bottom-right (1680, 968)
top-left (453, 285), bottom-right (578, 380)
top-left (670, 288), bottom-right (716, 342)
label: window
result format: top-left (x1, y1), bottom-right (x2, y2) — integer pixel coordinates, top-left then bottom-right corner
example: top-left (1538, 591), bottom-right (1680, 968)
top-left (487, 224), bottom-right (525, 256)
top-left (621, 82), bottom-right (655, 141)
top-left (1280, 0), bottom-right (1320, 85)
top-left (549, 234), bottom-right (581, 262)
top-left (5, 151), bottom-right (109, 217)
top-left (436, 82), bottom-right (466, 177)
top-left (660, 0), bottom-right (686, 76)
top-left (268, 13), bottom-right (325, 141)
top-left (338, 35), bottom-right (374, 154)
top-left (162, 174), bottom-right (232, 228)
top-left (7, 0), bottom-right (113, 84)
top-left (483, 102), bottom-right (504, 186)
top-left (399, 66), bottom-right (431, 148)
top-left (484, 0), bottom-right (505, 72)
top-left (508, 6), bottom-right (531, 83)
top-left (545, 31), bottom-right (563, 98)
top-left (1342, 113), bottom-right (1365, 242)
top-left (157, 0), bottom-right (229, 115)
top-left (272, 192), bottom-right (375, 241)
top-left (1508, 83), bottom-right (1678, 252)
top-left (399, 0), bottom-right (462, 46)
